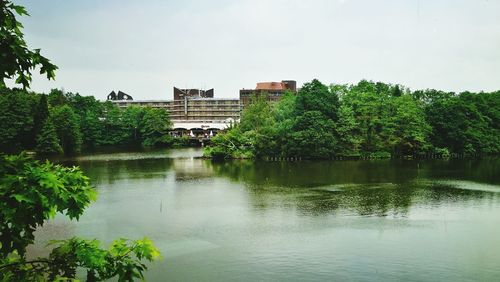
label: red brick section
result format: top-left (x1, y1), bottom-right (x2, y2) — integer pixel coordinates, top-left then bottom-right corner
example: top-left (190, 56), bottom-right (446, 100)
top-left (255, 82), bottom-right (286, 90)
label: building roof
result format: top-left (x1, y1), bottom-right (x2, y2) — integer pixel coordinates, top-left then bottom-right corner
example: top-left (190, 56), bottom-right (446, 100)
top-left (255, 82), bottom-right (286, 90)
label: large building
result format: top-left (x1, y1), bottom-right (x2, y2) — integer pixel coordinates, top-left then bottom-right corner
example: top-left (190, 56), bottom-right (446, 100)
top-left (112, 98), bottom-right (240, 122)
top-left (109, 80), bottom-right (297, 132)
top-left (239, 80), bottom-right (297, 107)
top-left (111, 88), bottom-right (241, 132)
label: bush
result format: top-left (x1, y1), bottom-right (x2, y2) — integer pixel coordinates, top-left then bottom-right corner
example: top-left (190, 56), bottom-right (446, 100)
top-left (434, 147), bottom-right (451, 158)
top-left (203, 129), bottom-right (255, 159)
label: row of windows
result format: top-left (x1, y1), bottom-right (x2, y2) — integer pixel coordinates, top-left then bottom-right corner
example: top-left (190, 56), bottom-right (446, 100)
top-left (181, 117), bottom-right (236, 121)
top-left (186, 108), bottom-right (240, 111)
top-left (118, 101), bottom-right (239, 105)
top-left (186, 113), bottom-right (239, 116)
top-left (170, 112), bottom-right (240, 116)
top-left (189, 103), bottom-right (240, 106)
top-left (240, 92), bottom-right (284, 97)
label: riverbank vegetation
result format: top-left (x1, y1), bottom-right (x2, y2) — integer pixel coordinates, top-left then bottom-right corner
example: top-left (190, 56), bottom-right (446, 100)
top-left (204, 79), bottom-right (499, 160)
top-left (0, 88), bottom-right (184, 155)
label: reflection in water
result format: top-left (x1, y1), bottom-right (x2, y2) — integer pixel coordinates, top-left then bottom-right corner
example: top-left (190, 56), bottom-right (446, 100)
top-left (70, 155), bottom-right (500, 218)
top-left (208, 159), bottom-right (499, 217)
top-left (34, 149), bottom-right (500, 281)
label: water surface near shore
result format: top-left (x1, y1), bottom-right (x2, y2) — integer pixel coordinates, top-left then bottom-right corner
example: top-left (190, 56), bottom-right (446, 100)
top-left (34, 148), bottom-right (500, 281)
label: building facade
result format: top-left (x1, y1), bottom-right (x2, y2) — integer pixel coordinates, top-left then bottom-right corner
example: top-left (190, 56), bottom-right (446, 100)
top-left (111, 87), bottom-right (241, 132)
top-left (239, 80), bottom-right (297, 107)
top-left (109, 80), bottom-right (297, 132)
top-left (112, 98), bottom-right (240, 122)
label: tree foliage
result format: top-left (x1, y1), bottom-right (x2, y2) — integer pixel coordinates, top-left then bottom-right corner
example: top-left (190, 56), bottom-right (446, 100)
top-left (295, 79), bottom-right (340, 120)
top-left (141, 107), bottom-right (173, 146)
top-left (1, 3), bottom-right (161, 280)
top-left (205, 79), bottom-right (500, 159)
top-left (204, 128), bottom-right (255, 159)
top-left (335, 104), bottom-right (361, 155)
top-left (0, 88), bottom-right (37, 152)
top-left (50, 105), bottom-right (83, 154)
top-left (287, 111), bottom-right (337, 158)
top-left (0, 0), bottom-right (57, 88)
top-left (0, 153), bottom-right (96, 257)
top-left (0, 153), bottom-right (160, 281)
top-left (35, 119), bottom-right (62, 155)
top-left (0, 87), bottom-right (177, 154)
top-left (1, 237), bottom-right (160, 281)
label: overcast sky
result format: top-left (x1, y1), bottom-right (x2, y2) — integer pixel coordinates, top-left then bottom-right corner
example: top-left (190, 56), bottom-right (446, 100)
top-left (13, 0), bottom-right (500, 100)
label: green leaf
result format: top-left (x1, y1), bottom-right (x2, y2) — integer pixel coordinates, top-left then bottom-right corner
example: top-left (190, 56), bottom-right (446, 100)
top-left (12, 194), bottom-right (33, 203)
top-left (11, 4), bottom-right (29, 16)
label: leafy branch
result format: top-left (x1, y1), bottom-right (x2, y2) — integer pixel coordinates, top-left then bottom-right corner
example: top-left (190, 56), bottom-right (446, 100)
top-left (0, 0), bottom-right (58, 88)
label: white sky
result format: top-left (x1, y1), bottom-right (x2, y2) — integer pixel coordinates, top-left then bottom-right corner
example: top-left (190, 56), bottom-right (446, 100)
top-left (13, 0), bottom-right (500, 100)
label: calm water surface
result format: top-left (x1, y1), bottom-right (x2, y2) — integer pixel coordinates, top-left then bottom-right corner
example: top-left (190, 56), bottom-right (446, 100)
top-left (34, 148), bottom-right (500, 281)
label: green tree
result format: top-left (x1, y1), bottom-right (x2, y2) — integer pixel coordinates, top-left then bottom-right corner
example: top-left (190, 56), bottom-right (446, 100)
top-left (64, 93), bottom-right (106, 148)
top-left (79, 110), bottom-right (103, 148)
top-left (205, 79), bottom-right (499, 160)
top-left (47, 88), bottom-right (67, 107)
top-left (270, 92), bottom-right (297, 157)
top-left (35, 120), bottom-right (62, 154)
top-left (100, 103), bottom-right (130, 146)
top-left (204, 128), bottom-right (255, 159)
top-left (0, 89), bottom-right (36, 152)
top-left (386, 95), bottom-right (430, 156)
top-left (295, 79), bottom-right (340, 120)
top-left (123, 106), bottom-right (145, 144)
top-left (239, 94), bottom-right (274, 133)
top-left (341, 82), bottom-right (387, 153)
top-left (335, 104), bottom-right (361, 155)
top-left (33, 94), bottom-right (49, 139)
top-left (392, 85), bottom-right (402, 97)
top-left (286, 111), bottom-right (337, 158)
top-left (141, 108), bottom-right (172, 146)
top-left (425, 92), bottom-right (500, 155)
top-left (0, 0), bottom-right (57, 88)
top-left (50, 105), bottom-right (82, 154)
top-left (237, 94), bottom-right (278, 157)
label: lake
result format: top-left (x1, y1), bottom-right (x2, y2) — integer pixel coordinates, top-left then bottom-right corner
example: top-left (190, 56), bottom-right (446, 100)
top-left (33, 148), bottom-right (500, 281)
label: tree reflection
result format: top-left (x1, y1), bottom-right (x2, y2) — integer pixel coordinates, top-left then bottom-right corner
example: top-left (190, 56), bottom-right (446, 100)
top-left (68, 158), bottom-right (174, 185)
top-left (210, 159), bottom-right (500, 217)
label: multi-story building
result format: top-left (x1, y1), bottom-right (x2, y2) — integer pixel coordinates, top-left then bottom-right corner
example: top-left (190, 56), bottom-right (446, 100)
top-left (239, 80), bottom-right (297, 107)
top-left (111, 88), bottom-right (241, 133)
top-left (109, 80), bottom-right (298, 132)
top-left (112, 98), bottom-right (240, 122)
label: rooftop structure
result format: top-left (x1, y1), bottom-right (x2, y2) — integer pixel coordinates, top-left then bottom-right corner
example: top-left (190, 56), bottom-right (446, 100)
top-left (107, 90), bottom-right (133, 100)
top-left (173, 87), bottom-right (214, 100)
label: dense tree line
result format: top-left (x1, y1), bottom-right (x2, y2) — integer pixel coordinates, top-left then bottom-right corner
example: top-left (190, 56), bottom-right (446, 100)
top-left (0, 88), bottom-right (183, 155)
top-left (205, 79), bottom-right (500, 159)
